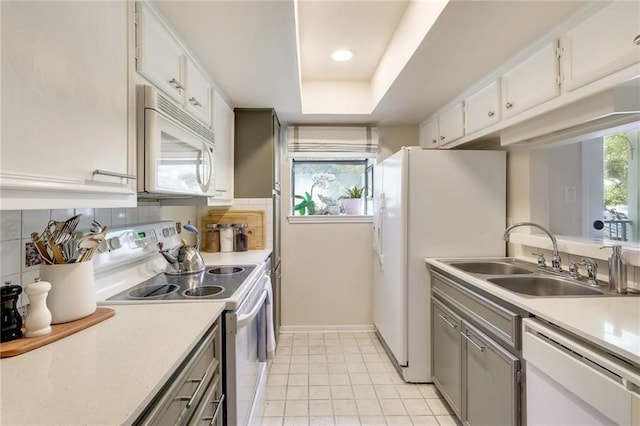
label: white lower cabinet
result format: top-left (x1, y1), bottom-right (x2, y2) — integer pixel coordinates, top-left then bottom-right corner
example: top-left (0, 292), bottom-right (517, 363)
top-left (562, 1), bottom-right (640, 92)
top-left (1, 1), bottom-right (136, 209)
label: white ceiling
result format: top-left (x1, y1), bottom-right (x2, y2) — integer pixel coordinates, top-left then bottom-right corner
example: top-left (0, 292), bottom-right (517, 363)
top-left (154, 0), bottom-right (588, 125)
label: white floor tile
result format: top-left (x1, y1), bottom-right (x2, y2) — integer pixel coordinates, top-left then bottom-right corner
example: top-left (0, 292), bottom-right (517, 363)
top-left (284, 416), bottom-right (310, 426)
top-left (266, 386), bottom-right (287, 401)
top-left (310, 354), bottom-right (328, 364)
top-left (331, 385), bottom-right (354, 399)
top-left (411, 415), bottom-right (440, 425)
top-left (418, 385), bottom-right (440, 399)
top-left (356, 399), bottom-right (383, 416)
top-left (379, 399), bottom-right (408, 416)
top-left (329, 374), bottom-right (351, 385)
top-left (269, 375), bottom-right (289, 386)
top-left (290, 364), bottom-right (310, 374)
top-left (333, 399), bottom-right (358, 416)
top-left (384, 415), bottom-right (412, 425)
top-left (365, 363), bottom-right (387, 373)
top-left (288, 386), bottom-right (310, 400)
top-left (395, 384), bottom-right (423, 399)
top-left (285, 400), bottom-right (309, 417)
top-left (349, 373), bottom-right (372, 385)
top-left (373, 385), bottom-right (399, 399)
top-left (359, 416), bottom-right (386, 426)
top-left (261, 416), bottom-right (284, 425)
top-left (270, 364), bottom-right (290, 375)
top-left (403, 399), bottom-right (432, 416)
top-left (352, 384), bottom-right (377, 399)
top-left (328, 363), bottom-right (348, 374)
top-left (426, 399), bottom-right (451, 416)
top-left (310, 415), bottom-right (335, 425)
top-left (435, 415), bottom-right (460, 426)
top-left (263, 400), bottom-right (286, 417)
top-left (309, 364), bottom-right (329, 374)
top-left (291, 355), bottom-right (309, 364)
top-left (309, 400), bottom-right (333, 416)
top-left (309, 385), bottom-right (331, 400)
top-left (347, 363), bottom-right (367, 374)
top-left (292, 347), bottom-right (310, 355)
top-left (369, 373), bottom-right (394, 385)
top-left (289, 374), bottom-right (310, 386)
top-left (334, 415), bottom-right (361, 426)
top-left (309, 374), bottom-right (330, 386)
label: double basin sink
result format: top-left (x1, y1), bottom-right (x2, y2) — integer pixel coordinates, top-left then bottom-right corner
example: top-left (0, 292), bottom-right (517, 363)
top-left (444, 259), bottom-right (630, 297)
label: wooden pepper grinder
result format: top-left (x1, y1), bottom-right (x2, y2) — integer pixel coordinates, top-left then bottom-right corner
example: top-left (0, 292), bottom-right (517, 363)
top-left (24, 278), bottom-right (52, 337)
top-left (1, 283), bottom-right (24, 342)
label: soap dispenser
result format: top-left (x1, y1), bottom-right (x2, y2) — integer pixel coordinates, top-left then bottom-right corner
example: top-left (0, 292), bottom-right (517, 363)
top-left (602, 245), bottom-right (627, 294)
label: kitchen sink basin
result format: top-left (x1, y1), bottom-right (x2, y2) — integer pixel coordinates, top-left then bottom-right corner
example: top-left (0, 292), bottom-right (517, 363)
top-left (448, 261), bottom-right (533, 275)
top-left (487, 276), bottom-right (603, 296)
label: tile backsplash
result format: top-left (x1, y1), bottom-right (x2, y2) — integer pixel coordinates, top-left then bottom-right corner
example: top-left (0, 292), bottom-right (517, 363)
top-left (0, 202), bottom-right (198, 309)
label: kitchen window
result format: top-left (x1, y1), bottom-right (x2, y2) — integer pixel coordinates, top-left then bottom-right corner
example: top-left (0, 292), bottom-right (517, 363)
top-left (290, 159), bottom-right (374, 216)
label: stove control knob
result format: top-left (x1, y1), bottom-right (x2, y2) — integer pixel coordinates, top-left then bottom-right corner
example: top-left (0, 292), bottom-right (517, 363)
top-left (97, 239), bottom-right (109, 253)
top-left (162, 228), bottom-right (171, 238)
top-left (108, 237), bottom-right (122, 251)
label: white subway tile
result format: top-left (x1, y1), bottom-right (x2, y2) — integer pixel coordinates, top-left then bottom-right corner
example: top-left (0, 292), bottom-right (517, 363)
top-left (74, 208), bottom-right (95, 232)
top-left (21, 210), bottom-right (50, 239)
top-left (112, 209), bottom-right (127, 227)
top-left (125, 208), bottom-right (139, 225)
top-left (0, 210), bottom-right (21, 241)
top-left (94, 209), bottom-right (112, 228)
top-left (51, 209), bottom-right (75, 222)
top-left (1, 240), bottom-right (21, 276)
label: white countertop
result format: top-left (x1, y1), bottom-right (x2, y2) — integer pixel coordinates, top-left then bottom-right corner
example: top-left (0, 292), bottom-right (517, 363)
top-left (426, 258), bottom-right (640, 366)
top-left (0, 302), bottom-right (225, 425)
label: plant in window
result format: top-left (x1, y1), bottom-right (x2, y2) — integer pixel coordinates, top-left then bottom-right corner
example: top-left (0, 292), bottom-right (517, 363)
top-left (293, 173), bottom-right (335, 215)
top-left (340, 185), bottom-right (364, 214)
top-left (318, 194), bottom-right (340, 215)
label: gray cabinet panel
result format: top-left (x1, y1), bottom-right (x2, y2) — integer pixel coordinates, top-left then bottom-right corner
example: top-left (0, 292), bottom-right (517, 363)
top-left (463, 321), bottom-right (520, 426)
top-left (432, 299), bottom-right (462, 417)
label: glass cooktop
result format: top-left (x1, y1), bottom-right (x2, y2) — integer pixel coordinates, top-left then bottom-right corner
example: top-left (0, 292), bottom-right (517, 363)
top-left (107, 265), bottom-right (256, 301)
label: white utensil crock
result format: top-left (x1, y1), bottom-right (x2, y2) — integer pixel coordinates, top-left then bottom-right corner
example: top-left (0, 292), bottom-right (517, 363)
top-left (39, 260), bottom-right (96, 324)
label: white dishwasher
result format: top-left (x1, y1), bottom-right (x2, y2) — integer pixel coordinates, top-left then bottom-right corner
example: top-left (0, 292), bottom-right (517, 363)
top-left (522, 318), bottom-right (640, 426)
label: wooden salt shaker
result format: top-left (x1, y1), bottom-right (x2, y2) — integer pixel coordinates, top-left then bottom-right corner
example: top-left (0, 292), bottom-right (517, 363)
top-left (24, 278), bottom-right (52, 337)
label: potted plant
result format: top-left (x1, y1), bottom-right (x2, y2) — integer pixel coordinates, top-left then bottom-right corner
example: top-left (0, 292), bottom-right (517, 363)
top-left (341, 185), bottom-right (364, 215)
top-left (293, 192), bottom-right (316, 215)
top-left (318, 194), bottom-right (340, 215)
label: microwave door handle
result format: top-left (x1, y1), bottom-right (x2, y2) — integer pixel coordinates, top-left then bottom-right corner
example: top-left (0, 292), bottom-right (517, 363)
top-left (202, 146), bottom-right (213, 192)
top-left (196, 150), bottom-right (203, 186)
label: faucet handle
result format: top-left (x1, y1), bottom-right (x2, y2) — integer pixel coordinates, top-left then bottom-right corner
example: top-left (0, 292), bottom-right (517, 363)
top-left (580, 257), bottom-right (598, 284)
top-left (568, 260), bottom-right (581, 279)
top-left (531, 252), bottom-right (546, 268)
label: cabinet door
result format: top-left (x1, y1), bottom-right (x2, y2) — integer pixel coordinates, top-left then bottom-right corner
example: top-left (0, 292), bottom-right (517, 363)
top-left (502, 41), bottom-right (560, 118)
top-left (465, 80), bottom-right (501, 134)
top-left (1, 1), bottom-right (135, 209)
top-left (463, 322), bottom-right (520, 426)
top-left (438, 103), bottom-right (465, 146)
top-left (185, 56), bottom-right (212, 126)
top-left (136, 3), bottom-right (184, 103)
top-left (432, 299), bottom-right (462, 418)
top-left (212, 90), bottom-right (234, 201)
top-left (419, 118), bottom-right (440, 149)
top-left (562, 2), bottom-right (640, 92)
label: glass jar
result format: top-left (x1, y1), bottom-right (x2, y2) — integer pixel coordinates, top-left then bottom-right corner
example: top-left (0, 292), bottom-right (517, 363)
top-left (204, 224), bottom-right (220, 253)
top-left (233, 223), bottom-right (248, 252)
top-left (219, 224), bottom-right (234, 253)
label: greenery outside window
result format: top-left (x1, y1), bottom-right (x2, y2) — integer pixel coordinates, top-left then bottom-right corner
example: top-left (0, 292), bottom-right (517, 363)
top-left (291, 159), bottom-right (374, 216)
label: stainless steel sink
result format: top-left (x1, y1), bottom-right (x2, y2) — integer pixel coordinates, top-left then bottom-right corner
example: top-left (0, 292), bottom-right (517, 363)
top-left (487, 276), bottom-right (603, 296)
top-left (448, 261), bottom-right (533, 275)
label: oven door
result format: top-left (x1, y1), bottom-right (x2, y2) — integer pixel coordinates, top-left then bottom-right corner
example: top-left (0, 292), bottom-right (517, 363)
top-left (224, 273), bottom-right (270, 426)
top-left (143, 108), bottom-right (214, 196)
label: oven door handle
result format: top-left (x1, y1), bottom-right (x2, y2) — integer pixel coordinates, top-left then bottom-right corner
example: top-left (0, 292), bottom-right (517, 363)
top-left (236, 289), bottom-right (268, 330)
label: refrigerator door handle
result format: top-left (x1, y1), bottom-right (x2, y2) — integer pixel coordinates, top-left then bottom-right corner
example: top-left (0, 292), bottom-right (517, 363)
top-left (374, 193), bottom-right (385, 269)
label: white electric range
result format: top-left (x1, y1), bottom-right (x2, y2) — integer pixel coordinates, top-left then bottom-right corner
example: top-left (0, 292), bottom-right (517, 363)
top-left (94, 221), bottom-right (274, 426)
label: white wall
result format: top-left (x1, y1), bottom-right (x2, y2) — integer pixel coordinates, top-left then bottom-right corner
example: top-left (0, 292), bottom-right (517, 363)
top-left (279, 124), bottom-right (418, 329)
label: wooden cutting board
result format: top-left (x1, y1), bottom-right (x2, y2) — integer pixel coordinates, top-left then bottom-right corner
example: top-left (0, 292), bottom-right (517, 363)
top-left (0, 307), bottom-right (115, 358)
top-left (201, 209), bottom-right (265, 250)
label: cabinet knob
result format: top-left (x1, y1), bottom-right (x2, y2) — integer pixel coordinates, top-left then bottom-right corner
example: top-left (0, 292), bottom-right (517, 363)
top-left (487, 111), bottom-right (495, 117)
top-left (634, 34), bottom-right (640, 45)
top-left (189, 97), bottom-right (202, 107)
top-left (440, 136), bottom-right (445, 141)
top-left (431, 139), bottom-right (437, 144)
top-left (169, 78), bottom-right (185, 90)
top-left (505, 102), bottom-right (513, 109)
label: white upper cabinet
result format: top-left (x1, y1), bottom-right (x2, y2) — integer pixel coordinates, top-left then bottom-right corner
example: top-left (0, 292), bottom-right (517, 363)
top-left (136, 3), bottom-right (184, 103)
top-left (438, 103), bottom-right (465, 146)
top-left (561, 2), bottom-right (640, 92)
top-left (184, 57), bottom-right (212, 126)
top-left (419, 103), bottom-right (464, 149)
top-left (136, 2), bottom-right (212, 127)
top-left (465, 80), bottom-right (501, 134)
top-left (1, 1), bottom-right (136, 210)
top-left (212, 90), bottom-right (234, 203)
top-left (419, 118), bottom-right (440, 149)
top-left (501, 41), bottom-right (560, 118)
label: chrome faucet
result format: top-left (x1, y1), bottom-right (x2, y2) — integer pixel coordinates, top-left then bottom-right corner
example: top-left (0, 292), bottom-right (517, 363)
top-left (502, 222), bottom-right (562, 272)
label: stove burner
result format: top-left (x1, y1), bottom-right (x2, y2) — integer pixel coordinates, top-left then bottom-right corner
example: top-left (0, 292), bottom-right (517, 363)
top-left (207, 266), bottom-right (245, 275)
top-left (183, 285), bottom-right (225, 298)
top-left (128, 284), bottom-right (179, 299)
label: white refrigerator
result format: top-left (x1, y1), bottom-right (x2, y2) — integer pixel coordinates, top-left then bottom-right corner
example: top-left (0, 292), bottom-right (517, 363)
top-left (373, 147), bottom-right (506, 383)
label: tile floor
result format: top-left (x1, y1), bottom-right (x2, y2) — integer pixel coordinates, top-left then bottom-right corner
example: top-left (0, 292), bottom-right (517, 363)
top-left (259, 332), bottom-right (459, 426)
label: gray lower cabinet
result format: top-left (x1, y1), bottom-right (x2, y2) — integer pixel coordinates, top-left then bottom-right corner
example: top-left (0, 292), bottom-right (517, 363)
top-left (462, 321), bottom-right (520, 426)
top-left (432, 299), bottom-right (462, 418)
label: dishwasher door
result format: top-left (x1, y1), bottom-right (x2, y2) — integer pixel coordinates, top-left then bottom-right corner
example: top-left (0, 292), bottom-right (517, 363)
top-left (522, 318), bottom-right (640, 426)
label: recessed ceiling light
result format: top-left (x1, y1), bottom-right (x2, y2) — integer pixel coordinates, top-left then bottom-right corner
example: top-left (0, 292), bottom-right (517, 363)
top-left (331, 49), bottom-right (354, 62)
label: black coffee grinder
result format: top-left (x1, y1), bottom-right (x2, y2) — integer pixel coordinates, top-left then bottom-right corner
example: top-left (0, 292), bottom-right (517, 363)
top-left (1, 284), bottom-right (24, 342)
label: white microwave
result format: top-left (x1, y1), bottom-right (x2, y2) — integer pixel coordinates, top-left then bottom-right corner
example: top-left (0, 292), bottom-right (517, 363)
top-left (137, 85), bottom-right (215, 198)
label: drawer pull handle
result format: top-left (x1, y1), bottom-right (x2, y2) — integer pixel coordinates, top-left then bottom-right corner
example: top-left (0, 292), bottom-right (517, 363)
top-left (189, 97), bottom-right (203, 107)
top-left (438, 314), bottom-right (458, 330)
top-left (634, 34), bottom-right (640, 45)
top-left (92, 170), bottom-right (136, 180)
top-left (462, 331), bottom-right (486, 352)
top-left (186, 371), bottom-right (209, 409)
top-left (169, 78), bottom-right (185, 90)
top-left (204, 394), bottom-right (225, 426)
top-left (487, 111), bottom-right (495, 117)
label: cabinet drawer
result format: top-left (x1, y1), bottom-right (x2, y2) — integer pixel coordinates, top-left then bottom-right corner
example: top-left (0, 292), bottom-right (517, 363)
top-left (432, 271), bottom-right (519, 349)
top-left (431, 298), bottom-right (462, 418)
top-left (191, 374), bottom-right (223, 426)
